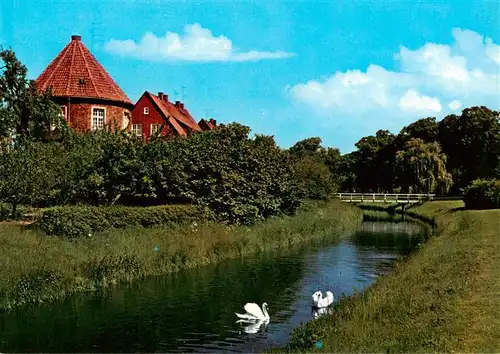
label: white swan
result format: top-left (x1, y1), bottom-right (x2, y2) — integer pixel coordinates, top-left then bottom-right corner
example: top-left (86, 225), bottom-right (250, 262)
top-left (235, 302), bottom-right (270, 321)
top-left (311, 290), bottom-right (322, 306)
top-left (236, 318), bottom-right (270, 334)
top-left (311, 290), bottom-right (334, 308)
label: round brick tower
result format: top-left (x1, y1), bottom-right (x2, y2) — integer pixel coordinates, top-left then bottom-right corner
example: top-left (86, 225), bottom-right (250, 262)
top-left (36, 35), bottom-right (134, 132)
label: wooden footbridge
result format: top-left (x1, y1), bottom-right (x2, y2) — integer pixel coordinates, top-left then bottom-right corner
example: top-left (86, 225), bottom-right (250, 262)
top-left (334, 193), bottom-right (435, 204)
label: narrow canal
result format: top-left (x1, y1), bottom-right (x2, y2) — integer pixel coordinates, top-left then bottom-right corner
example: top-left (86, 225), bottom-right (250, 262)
top-left (0, 221), bottom-right (428, 353)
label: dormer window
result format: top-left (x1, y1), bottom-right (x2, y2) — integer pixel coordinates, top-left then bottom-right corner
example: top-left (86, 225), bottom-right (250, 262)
top-left (144, 107), bottom-right (149, 115)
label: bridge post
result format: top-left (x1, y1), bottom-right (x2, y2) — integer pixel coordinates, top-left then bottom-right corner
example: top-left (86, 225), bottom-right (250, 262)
top-left (401, 203), bottom-right (406, 220)
top-left (384, 194), bottom-right (387, 203)
top-left (372, 194), bottom-right (375, 202)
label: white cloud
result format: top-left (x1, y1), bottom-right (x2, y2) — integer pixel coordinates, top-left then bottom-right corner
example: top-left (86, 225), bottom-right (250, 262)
top-left (485, 39), bottom-right (500, 65)
top-left (288, 64), bottom-right (417, 114)
top-left (287, 28), bottom-right (500, 125)
top-left (399, 89), bottom-right (442, 113)
top-left (448, 100), bottom-right (463, 111)
top-left (105, 23), bottom-right (295, 62)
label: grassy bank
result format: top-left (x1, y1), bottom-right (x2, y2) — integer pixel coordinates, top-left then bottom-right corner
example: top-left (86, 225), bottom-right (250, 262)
top-left (279, 200), bottom-right (500, 353)
top-left (0, 199), bottom-right (362, 312)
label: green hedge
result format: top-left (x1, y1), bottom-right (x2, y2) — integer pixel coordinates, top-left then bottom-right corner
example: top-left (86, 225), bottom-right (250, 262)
top-left (463, 178), bottom-right (500, 209)
top-left (0, 203), bottom-right (32, 221)
top-left (33, 204), bottom-right (214, 238)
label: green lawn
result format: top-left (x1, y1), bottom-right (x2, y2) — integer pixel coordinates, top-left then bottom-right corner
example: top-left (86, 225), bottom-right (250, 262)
top-left (279, 200), bottom-right (500, 353)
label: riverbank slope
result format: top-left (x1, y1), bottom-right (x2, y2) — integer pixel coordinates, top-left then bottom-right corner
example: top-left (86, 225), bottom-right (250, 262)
top-left (0, 199), bottom-right (362, 312)
top-left (281, 200), bottom-right (500, 353)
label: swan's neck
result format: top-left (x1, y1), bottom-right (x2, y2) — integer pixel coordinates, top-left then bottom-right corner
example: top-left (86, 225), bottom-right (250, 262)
top-left (262, 304), bottom-right (269, 319)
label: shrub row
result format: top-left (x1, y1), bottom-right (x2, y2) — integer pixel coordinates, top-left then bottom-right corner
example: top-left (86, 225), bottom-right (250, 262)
top-left (0, 203), bottom-right (34, 221)
top-left (463, 178), bottom-right (500, 209)
top-left (1, 123), bottom-right (302, 225)
top-left (33, 204), bottom-right (214, 238)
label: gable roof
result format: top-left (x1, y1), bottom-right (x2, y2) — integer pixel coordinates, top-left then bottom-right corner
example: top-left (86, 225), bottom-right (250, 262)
top-left (145, 91), bottom-right (202, 135)
top-left (199, 118), bottom-right (216, 131)
top-left (36, 35), bottom-right (133, 106)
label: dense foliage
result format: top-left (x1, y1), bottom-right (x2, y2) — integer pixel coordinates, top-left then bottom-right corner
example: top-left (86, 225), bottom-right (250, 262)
top-left (34, 204), bottom-right (212, 237)
top-left (0, 49), bottom-right (304, 224)
top-left (0, 48), bottom-right (67, 140)
top-left (463, 179), bottom-right (500, 209)
top-left (1, 47), bottom-right (500, 228)
top-left (0, 124), bottom-right (303, 224)
top-left (394, 138), bottom-right (453, 194)
top-left (0, 141), bottom-right (64, 216)
top-left (288, 137), bottom-right (341, 200)
top-left (338, 108), bottom-right (500, 196)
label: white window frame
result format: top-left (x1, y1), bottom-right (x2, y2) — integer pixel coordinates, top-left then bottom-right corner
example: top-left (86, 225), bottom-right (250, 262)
top-left (91, 106), bottom-right (106, 131)
top-left (150, 123), bottom-right (161, 135)
top-left (53, 106), bottom-right (67, 131)
top-left (59, 106), bottom-right (67, 119)
top-left (144, 107), bottom-right (149, 115)
top-left (132, 124), bottom-right (142, 136)
top-left (123, 111), bottom-right (130, 130)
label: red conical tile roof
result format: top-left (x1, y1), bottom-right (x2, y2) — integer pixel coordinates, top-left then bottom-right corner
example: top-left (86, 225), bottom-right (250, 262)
top-left (36, 35), bottom-right (132, 105)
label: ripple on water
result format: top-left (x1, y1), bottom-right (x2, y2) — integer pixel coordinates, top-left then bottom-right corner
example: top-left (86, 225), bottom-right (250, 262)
top-left (0, 221), bottom-right (426, 353)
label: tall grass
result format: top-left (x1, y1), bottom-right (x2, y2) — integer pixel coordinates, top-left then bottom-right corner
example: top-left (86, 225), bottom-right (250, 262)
top-left (0, 199), bottom-right (362, 312)
top-left (277, 200), bottom-right (500, 353)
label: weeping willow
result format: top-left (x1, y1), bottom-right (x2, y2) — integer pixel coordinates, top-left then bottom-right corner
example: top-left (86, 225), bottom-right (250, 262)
top-left (396, 138), bottom-right (453, 194)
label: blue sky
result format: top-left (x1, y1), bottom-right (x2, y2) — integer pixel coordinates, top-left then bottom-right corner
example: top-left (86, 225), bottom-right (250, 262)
top-left (1, 0), bottom-right (499, 153)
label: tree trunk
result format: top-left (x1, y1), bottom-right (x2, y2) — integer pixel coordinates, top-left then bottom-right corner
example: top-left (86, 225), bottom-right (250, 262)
top-left (11, 201), bottom-right (17, 219)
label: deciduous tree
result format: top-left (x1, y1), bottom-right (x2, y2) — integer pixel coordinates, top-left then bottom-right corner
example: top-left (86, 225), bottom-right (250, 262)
top-left (354, 129), bottom-right (396, 192)
top-left (438, 106), bottom-right (500, 192)
top-left (0, 141), bottom-right (63, 216)
top-left (0, 48), bottom-right (66, 142)
top-left (395, 138), bottom-right (452, 195)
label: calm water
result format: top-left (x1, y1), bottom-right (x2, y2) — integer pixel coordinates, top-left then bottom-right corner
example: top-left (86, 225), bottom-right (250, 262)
top-left (0, 222), bottom-right (427, 353)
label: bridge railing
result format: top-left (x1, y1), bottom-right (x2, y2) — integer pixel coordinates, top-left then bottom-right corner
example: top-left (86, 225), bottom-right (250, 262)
top-left (333, 193), bottom-right (435, 203)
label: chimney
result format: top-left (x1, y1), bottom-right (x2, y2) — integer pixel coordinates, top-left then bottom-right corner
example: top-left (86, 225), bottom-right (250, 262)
top-left (158, 92), bottom-right (164, 101)
top-left (163, 94), bottom-right (168, 103)
top-left (175, 100), bottom-right (180, 108)
top-left (209, 118), bottom-right (216, 126)
top-left (71, 35), bottom-right (81, 41)
top-left (180, 102), bottom-right (184, 110)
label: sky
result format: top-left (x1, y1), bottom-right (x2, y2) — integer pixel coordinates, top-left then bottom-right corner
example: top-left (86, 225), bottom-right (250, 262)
top-left (1, 0), bottom-right (499, 153)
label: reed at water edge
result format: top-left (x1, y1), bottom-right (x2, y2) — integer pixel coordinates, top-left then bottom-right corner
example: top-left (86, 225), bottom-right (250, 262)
top-left (0, 199), bottom-right (362, 312)
top-left (274, 200), bottom-right (500, 353)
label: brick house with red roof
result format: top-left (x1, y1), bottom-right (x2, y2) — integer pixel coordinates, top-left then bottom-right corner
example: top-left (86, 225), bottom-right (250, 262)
top-left (36, 35), bottom-right (134, 132)
top-left (198, 118), bottom-right (218, 131)
top-left (131, 91), bottom-right (203, 141)
top-left (36, 34), bottom-right (219, 139)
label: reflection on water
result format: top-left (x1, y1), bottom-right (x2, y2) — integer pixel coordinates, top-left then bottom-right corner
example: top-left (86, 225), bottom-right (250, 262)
top-left (311, 306), bottom-right (334, 319)
top-left (0, 221), bottom-right (427, 353)
top-left (236, 319), bottom-right (269, 334)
